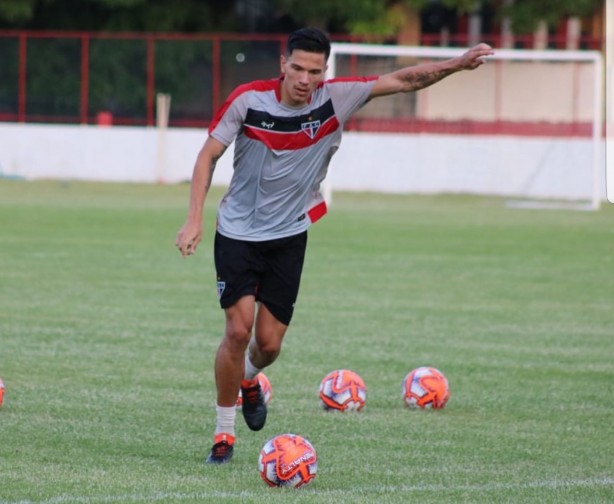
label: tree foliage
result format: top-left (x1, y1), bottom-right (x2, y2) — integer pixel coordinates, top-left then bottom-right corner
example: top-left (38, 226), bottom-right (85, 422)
top-left (0, 0), bottom-right (234, 31)
top-left (0, 0), bottom-right (602, 34)
top-left (273, 0), bottom-right (602, 35)
top-left (0, 0), bottom-right (36, 23)
top-left (500, 0), bottom-right (601, 33)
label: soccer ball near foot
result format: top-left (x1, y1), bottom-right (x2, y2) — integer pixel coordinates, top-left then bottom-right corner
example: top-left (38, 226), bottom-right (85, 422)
top-left (258, 433), bottom-right (318, 488)
top-left (402, 366), bottom-right (450, 409)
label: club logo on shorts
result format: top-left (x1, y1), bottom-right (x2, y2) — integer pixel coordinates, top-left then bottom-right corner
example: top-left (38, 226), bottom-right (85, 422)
top-left (217, 281), bottom-right (226, 298)
top-left (301, 120), bottom-right (321, 139)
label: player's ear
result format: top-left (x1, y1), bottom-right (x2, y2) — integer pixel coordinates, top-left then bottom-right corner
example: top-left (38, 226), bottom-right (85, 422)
top-left (280, 54), bottom-right (287, 74)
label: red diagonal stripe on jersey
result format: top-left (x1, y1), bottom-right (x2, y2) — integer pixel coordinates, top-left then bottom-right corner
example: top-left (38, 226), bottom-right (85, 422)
top-left (244, 116), bottom-right (340, 150)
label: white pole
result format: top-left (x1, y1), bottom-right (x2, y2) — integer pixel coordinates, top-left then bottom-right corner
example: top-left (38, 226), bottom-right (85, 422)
top-left (155, 93), bottom-right (171, 184)
top-left (606, 0), bottom-right (614, 203)
top-left (322, 57), bottom-right (337, 205)
top-left (592, 55), bottom-right (603, 209)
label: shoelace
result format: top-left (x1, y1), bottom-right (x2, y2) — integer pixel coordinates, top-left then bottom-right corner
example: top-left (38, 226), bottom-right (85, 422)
top-left (212, 442), bottom-right (231, 457)
top-left (244, 387), bottom-right (260, 404)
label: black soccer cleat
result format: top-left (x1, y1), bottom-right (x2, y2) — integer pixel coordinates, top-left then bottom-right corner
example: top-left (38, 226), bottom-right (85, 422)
top-left (205, 440), bottom-right (234, 464)
top-left (241, 382), bottom-right (267, 431)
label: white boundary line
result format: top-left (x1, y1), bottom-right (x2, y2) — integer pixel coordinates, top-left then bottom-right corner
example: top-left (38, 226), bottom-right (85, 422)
top-left (7, 476), bottom-right (614, 504)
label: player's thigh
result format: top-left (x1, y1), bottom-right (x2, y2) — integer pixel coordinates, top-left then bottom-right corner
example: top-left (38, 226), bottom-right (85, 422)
top-left (258, 232), bottom-right (308, 325)
top-left (214, 231), bottom-right (263, 309)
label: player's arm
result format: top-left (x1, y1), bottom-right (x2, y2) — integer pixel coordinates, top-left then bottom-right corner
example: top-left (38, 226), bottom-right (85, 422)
top-left (369, 43), bottom-right (494, 99)
top-left (175, 136), bottom-right (227, 257)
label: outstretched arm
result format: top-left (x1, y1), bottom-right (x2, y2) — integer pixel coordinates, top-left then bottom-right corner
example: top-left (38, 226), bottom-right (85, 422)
top-left (370, 43), bottom-right (494, 99)
top-left (175, 136), bottom-right (227, 257)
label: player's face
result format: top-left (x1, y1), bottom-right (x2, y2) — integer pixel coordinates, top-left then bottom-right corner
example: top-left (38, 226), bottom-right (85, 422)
top-left (280, 50), bottom-right (327, 107)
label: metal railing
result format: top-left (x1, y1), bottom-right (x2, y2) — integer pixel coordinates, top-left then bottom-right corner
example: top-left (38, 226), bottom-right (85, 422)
top-left (0, 30), bottom-right (364, 127)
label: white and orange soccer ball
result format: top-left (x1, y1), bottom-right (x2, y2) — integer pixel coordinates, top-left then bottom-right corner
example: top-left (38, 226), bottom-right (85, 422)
top-left (258, 433), bottom-right (318, 488)
top-left (402, 366), bottom-right (450, 409)
top-left (319, 369), bottom-right (366, 412)
top-left (236, 372), bottom-right (272, 408)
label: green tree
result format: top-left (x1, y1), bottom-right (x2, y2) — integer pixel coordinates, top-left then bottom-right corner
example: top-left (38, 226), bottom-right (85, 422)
top-left (0, 0), bottom-right (602, 35)
top-left (273, 0), bottom-right (601, 35)
top-left (0, 0), bottom-right (36, 23)
top-left (0, 0), bottom-right (235, 31)
top-left (499, 0), bottom-right (601, 34)
top-left (273, 0), bottom-right (422, 35)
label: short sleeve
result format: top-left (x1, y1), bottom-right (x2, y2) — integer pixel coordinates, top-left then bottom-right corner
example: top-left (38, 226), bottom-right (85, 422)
top-left (208, 85), bottom-right (251, 146)
top-left (326, 77), bottom-right (378, 124)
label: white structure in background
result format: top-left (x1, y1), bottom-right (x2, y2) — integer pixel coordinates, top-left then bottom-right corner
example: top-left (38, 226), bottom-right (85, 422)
top-left (606, 0), bottom-right (614, 203)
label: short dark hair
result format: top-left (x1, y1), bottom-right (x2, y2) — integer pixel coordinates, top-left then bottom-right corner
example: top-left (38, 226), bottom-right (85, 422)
top-left (286, 28), bottom-right (331, 61)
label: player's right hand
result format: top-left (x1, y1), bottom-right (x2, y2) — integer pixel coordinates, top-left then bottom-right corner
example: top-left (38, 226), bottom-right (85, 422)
top-left (175, 221), bottom-right (202, 257)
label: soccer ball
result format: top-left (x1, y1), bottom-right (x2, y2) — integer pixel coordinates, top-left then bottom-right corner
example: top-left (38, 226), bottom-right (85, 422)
top-left (402, 366), bottom-right (450, 409)
top-left (236, 372), bottom-right (272, 408)
top-left (0, 378), bottom-right (4, 407)
top-left (258, 433), bottom-right (318, 488)
top-left (319, 369), bottom-right (366, 412)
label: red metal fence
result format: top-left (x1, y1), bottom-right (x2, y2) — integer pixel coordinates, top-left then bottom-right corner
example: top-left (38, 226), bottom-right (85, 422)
top-left (0, 30), bottom-right (602, 128)
top-left (0, 31), bottom-right (365, 127)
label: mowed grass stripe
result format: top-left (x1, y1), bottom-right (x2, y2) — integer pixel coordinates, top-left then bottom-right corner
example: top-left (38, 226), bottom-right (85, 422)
top-left (4, 477), bottom-right (614, 504)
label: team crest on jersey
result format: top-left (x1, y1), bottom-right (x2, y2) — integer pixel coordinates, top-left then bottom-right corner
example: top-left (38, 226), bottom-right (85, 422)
top-left (217, 281), bottom-right (226, 298)
top-left (301, 120), bottom-right (321, 139)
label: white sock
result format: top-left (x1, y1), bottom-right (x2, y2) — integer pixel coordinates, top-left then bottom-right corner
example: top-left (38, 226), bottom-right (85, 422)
top-left (244, 353), bottom-right (262, 381)
top-left (214, 405), bottom-right (236, 438)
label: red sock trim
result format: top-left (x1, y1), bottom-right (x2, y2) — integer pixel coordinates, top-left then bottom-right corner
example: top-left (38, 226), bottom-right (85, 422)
top-left (214, 433), bottom-right (236, 445)
top-left (241, 378), bottom-right (258, 388)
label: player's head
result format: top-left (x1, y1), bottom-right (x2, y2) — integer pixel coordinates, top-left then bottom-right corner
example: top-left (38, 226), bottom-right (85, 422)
top-left (280, 28), bottom-right (330, 107)
top-left (285, 28), bottom-right (331, 61)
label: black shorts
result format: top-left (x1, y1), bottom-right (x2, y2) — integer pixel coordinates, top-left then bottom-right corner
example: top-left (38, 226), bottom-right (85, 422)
top-left (214, 231), bottom-right (308, 326)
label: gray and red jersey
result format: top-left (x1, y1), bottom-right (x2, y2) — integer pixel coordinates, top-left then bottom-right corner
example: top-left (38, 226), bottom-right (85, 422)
top-left (209, 76), bottom-right (377, 241)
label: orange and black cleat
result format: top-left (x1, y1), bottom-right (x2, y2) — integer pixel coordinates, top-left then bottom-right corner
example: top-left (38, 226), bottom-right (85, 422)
top-left (205, 434), bottom-right (235, 464)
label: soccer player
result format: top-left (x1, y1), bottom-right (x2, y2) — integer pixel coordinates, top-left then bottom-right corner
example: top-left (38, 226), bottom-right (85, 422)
top-left (176, 28), bottom-right (493, 464)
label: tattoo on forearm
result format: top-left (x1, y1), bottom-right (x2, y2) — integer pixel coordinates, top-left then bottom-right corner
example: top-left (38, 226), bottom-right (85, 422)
top-left (405, 67), bottom-right (453, 91)
top-left (206, 149), bottom-right (225, 190)
top-left (206, 156), bottom-right (219, 190)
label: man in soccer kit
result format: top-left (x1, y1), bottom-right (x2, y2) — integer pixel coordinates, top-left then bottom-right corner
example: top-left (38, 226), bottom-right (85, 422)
top-left (176, 28), bottom-right (493, 464)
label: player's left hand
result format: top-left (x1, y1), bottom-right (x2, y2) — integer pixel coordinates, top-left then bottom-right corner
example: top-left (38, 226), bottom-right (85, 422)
top-left (458, 43), bottom-right (494, 70)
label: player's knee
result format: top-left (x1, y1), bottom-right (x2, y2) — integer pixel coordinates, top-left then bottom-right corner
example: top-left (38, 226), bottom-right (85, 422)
top-left (255, 337), bottom-right (282, 359)
top-left (224, 320), bottom-right (252, 347)
top-left (260, 347), bottom-right (281, 362)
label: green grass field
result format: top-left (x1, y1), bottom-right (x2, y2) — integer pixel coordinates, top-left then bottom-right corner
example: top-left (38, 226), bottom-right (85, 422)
top-left (1, 179), bottom-right (613, 503)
